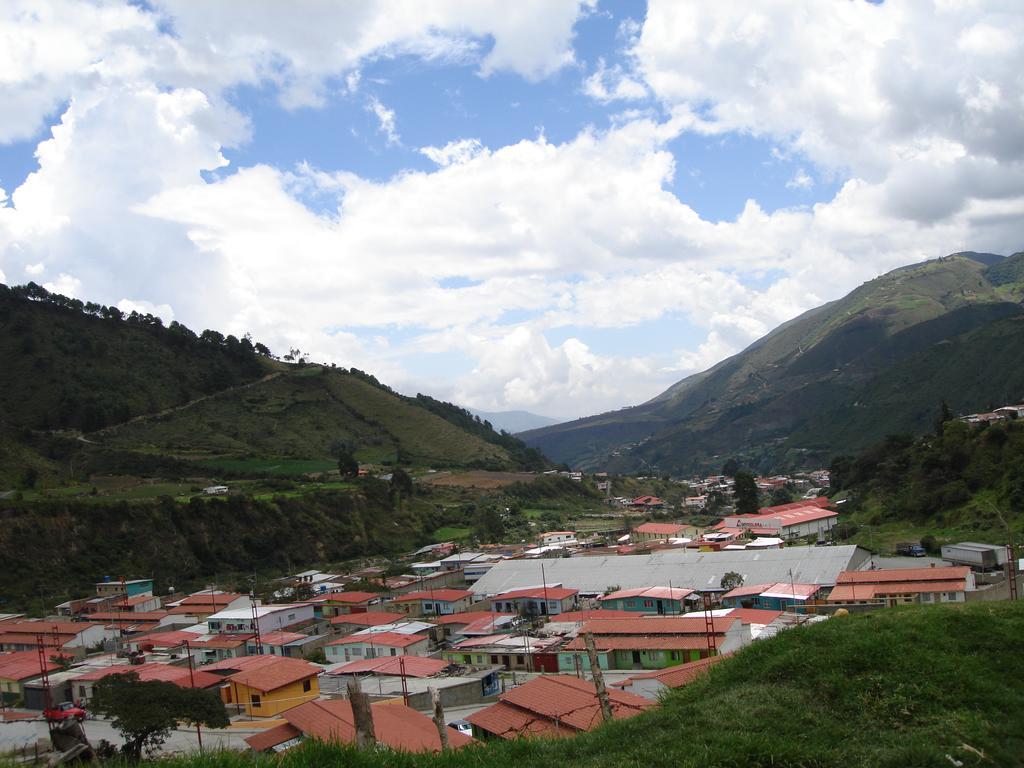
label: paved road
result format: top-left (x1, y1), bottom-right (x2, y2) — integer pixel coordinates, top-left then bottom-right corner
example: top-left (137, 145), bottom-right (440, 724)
top-left (0, 718), bottom-right (256, 756)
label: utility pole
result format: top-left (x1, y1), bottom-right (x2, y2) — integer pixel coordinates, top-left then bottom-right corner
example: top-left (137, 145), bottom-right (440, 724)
top-left (346, 678), bottom-right (376, 749)
top-left (430, 687), bottom-right (449, 750)
top-left (182, 641), bottom-right (204, 752)
top-left (582, 632), bottom-right (612, 724)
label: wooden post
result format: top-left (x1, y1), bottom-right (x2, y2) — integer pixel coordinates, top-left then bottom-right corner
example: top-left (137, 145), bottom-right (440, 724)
top-left (583, 632), bottom-right (613, 724)
top-left (346, 678), bottom-right (377, 748)
top-left (430, 686), bottom-right (450, 750)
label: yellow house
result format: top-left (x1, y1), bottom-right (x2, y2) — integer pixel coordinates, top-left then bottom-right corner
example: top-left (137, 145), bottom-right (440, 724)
top-left (0, 652), bottom-right (58, 706)
top-left (204, 655), bottom-right (321, 718)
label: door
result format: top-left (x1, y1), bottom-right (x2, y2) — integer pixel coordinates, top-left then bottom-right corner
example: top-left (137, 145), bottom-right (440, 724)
top-left (631, 651), bottom-right (641, 667)
top-left (656, 600), bottom-right (665, 615)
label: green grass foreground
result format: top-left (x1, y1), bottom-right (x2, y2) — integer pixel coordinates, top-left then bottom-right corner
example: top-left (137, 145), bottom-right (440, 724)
top-left (148, 601), bottom-right (1023, 768)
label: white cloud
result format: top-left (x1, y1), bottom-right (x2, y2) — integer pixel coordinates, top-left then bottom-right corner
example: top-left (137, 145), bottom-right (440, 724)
top-left (633, 0), bottom-right (1024, 223)
top-left (117, 298), bottom-right (175, 324)
top-left (367, 97), bottom-right (400, 145)
top-left (43, 272), bottom-right (81, 297)
top-left (786, 169), bottom-right (813, 190)
top-left (24, 262), bottom-right (45, 276)
top-left (583, 58), bottom-right (647, 103)
top-left (420, 138), bottom-right (485, 167)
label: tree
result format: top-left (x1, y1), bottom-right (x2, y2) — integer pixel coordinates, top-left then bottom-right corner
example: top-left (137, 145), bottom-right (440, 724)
top-left (706, 490), bottom-right (727, 513)
top-left (90, 673), bottom-right (228, 762)
top-left (732, 471), bottom-right (759, 516)
top-left (337, 449), bottom-right (359, 478)
top-left (720, 571), bottom-right (744, 591)
top-left (935, 399), bottom-right (954, 436)
top-left (769, 486), bottom-right (794, 506)
top-left (389, 468), bottom-right (414, 504)
top-left (474, 506), bottom-right (506, 543)
top-left (722, 458), bottom-right (741, 478)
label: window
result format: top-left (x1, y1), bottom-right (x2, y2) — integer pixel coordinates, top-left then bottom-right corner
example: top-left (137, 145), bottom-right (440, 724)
top-left (670, 651), bottom-right (680, 661)
top-left (643, 600), bottom-right (654, 608)
top-left (516, 655), bottom-right (525, 664)
top-left (390, 648), bottom-right (397, 656)
top-left (353, 648), bottom-right (363, 656)
top-left (463, 654), bottom-right (472, 663)
top-left (288, 613), bottom-right (295, 621)
top-left (490, 655), bottom-right (499, 664)
top-left (302, 679), bottom-right (311, 692)
top-left (476, 655), bottom-right (484, 664)
top-left (424, 603), bottom-right (434, 613)
top-left (250, 694), bottom-right (261, 709)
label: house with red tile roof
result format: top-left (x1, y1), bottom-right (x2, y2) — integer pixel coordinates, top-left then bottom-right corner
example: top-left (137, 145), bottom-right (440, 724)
top-left (556, 616), bottom-right (749, 673)
top-left (721, 582), bottom-right (824, 612)
top-left (828, 566), bottom-right (975, 606)
top-left (614, 654), bottom-right (727, 699)
top-left (0, 620), bottom-right (116, 657)
top-left (432, 611), bottom-right (518, 640)
top-left (202, 655), bottom-right (322, 717)
top-left (245, 698), bottom-right (473, 753)
top-left (717, 504), bottom-right (838, 540)
top-left (324, 631), bottom-right (430, 664)
top-left (490, 587), bottom-right (578, 617)
top-left (599, 586), bottom-right (698, 614)
top-left (70, 662), bottom-right (222, 703)
top-left (630, 496), bottom-right (666, 510)
top-left (329, 612), bottom-right (407, 635)
top-left (316, 591), bottom-right (384, 617)
top-left (164, 591), bottom-right (249, 620)
top-left (466, 674), bottom-right (652, 739)
top-left (390, 589), bottom-right (475, 616)
top-left (0, 651), bottom-right (60, 705)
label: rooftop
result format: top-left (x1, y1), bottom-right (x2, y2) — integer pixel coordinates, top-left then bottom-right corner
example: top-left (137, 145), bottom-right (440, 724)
top-left (472, 545), bottom-right (870, 596)
top-left (391, 589), bottom-right (474, 603)
top-left (327, 631), bottom-right (427, 648)
top-left (201, 655), bottom-right (320, 691)
top-left (326, 656), bottom-right (450, 678)
top-left (493, 586), bottom-right (578, 601)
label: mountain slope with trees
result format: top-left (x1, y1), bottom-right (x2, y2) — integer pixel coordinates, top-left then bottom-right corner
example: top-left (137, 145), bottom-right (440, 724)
top-left (522, 251), bottom-right (1024, 473)
top-left (0, 281), bottom-right (547, 482)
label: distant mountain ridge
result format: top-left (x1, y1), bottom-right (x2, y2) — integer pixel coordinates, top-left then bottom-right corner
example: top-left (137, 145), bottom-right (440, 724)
top-left (469, 409), bottom-right (560, 434)
top-left (521, 250), bottom-right (1024, 474)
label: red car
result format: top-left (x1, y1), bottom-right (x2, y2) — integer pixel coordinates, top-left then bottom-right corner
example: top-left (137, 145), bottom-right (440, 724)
top-left (44, 702), bottom-right (87, 722)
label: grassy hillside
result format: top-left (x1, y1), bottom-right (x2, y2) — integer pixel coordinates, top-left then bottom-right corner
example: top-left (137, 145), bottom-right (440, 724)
top-left (99, 365), bottom-right (515, 468)
top-left (142, 601), bottom-right (1023, 768)
top-left (523, 252), bottom-right (1024, 473)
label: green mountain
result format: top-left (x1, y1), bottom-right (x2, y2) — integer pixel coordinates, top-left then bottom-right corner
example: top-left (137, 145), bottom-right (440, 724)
top-left (0, 282), bottom-right (546, 487)
top-left (522, 252), bottom-right (1024, 473)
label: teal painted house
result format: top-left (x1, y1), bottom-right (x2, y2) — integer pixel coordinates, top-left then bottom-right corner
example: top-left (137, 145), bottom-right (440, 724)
top-left (720, 582), bottom-right (822, 612)
top-left (599, 586), bottom-right (698, 615)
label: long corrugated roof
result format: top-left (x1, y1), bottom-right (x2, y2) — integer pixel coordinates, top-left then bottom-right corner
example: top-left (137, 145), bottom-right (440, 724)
top-left (471, 545), bottom-right (869, 595)
top-left (0, 651), bottom-right (58, 681)
top-left (617, 654), bottom-right (727, 688)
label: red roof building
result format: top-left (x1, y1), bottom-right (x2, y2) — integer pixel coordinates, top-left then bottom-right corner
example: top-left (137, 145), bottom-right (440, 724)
top-left (390, 589), bottom-right (475, 616)
top-left (828, 566), bottom-right (975, 605)
top-left (330, 612), bottom-right (407, 633)
top-left (631, 522), bottom-right (697, 542)
top-left (245, 698), bottom-right (473, 753)
top-left (466, 674), bottom-right (652, 739)
top-left (614, 654), bottom-right (727, 699)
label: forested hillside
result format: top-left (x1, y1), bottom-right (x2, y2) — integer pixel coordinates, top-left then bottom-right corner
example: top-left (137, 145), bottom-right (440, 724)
top-left (830, 417), bottom-right (1024, 536)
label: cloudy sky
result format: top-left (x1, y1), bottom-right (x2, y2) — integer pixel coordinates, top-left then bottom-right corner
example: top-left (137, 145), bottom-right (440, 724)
top-left (1, 1), bottom-right (1022, 420)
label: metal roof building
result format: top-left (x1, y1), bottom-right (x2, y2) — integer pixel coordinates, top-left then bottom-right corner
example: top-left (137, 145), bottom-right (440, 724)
top-left (470, 545), bottom-right (871, 597)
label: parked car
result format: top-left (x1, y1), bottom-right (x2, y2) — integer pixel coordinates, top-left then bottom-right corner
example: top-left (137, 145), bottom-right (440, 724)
top-left (44, 702), bottom-right (87, 722)
top-left (448, 719), bottom-right (472, 736)
top-left (895, 542), bottom-right (927, 557)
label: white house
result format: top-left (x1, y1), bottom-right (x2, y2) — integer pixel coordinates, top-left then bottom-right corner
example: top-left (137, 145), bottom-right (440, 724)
top-left (206, 604), bottom-right (315, 636)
